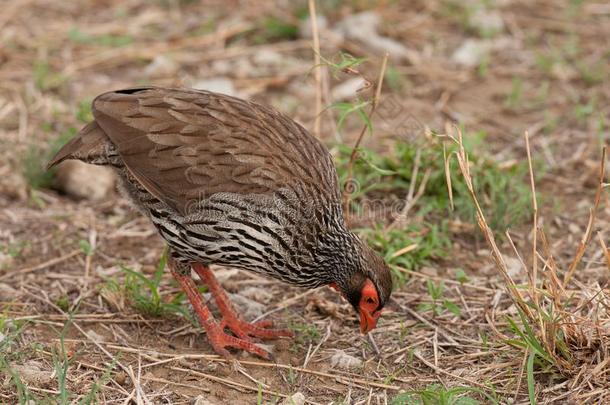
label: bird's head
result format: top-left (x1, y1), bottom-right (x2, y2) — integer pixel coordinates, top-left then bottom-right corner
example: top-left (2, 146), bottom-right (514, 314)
top-left (330, 240), bottom-right (393, 334)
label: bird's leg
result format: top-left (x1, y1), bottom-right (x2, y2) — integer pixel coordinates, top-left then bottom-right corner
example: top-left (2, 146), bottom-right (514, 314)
top-left (192, 263), bottom-right (294, 340)
top-left (168, 258), bottom-right (271, 359)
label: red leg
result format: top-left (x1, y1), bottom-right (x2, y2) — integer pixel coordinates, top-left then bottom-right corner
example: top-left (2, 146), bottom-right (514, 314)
top-left (169, 264), bottom-right (271, 359)
top-left (192, 263), bottom-right (294, 340)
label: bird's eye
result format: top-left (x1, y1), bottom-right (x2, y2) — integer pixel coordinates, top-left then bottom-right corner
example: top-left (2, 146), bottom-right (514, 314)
top-left (366, 297), bottom-right (375, 305)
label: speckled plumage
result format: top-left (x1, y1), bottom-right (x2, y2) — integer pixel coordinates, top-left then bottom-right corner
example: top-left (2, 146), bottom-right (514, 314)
top-left (49, 86), bottom-right (392, 311)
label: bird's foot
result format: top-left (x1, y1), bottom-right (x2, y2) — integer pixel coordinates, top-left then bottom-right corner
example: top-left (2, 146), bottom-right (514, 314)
top-left (206, 323), bottom-right (274, 360)
top-left (219, 316), bottom-right (294, 341)
top-left (192, 263), bottom-right (294, 341)
top-left (169, 258), bottom-right (274, 360)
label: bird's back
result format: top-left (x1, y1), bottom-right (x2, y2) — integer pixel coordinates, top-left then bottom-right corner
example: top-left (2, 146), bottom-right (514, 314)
top-left (49, 87), bottom-right (340, 215)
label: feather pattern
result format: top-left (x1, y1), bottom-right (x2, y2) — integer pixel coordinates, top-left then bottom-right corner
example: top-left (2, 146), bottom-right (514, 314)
top-left (48, 86), bottom-right (392, 306)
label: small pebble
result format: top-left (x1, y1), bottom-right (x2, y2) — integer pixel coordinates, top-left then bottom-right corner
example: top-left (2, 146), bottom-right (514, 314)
top-left (193, 395), bottom-right (218, 405)
top-left (114, 371), bottom-right (127, 386)
top-left (282, 392), bottom-right (305, 405)
top-left (12, 361), bottom-right (53, 385)
top-left (55, 160), bottom-right (115, 200)
top-left (330, 349), bottom-right (362, 370)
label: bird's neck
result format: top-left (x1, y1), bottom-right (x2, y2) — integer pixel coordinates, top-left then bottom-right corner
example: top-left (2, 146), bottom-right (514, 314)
top-left (310, 225), bottom-right (362, 286)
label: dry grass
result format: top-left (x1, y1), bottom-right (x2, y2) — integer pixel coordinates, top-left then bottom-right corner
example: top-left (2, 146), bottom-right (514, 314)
top-left (447, 125), bottom-right (609, 401)
top-left (1, 0), bottom-right (609, 404)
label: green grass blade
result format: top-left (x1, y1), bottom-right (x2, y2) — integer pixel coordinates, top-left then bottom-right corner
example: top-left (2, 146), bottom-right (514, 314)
top-left (527, 351), bottom-right (537, 405)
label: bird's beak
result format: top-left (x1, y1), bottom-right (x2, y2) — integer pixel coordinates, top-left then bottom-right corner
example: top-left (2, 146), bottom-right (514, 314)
top-left (359, 309), bottom-right (378, 334)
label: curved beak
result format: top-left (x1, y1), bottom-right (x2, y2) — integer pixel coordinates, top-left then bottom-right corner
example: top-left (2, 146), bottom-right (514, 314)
top-left (359, 309), bottom-right (379, 334)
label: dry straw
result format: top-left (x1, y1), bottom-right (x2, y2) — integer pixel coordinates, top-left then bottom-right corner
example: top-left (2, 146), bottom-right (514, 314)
top-left (445, 124), bottom-right (609, 382)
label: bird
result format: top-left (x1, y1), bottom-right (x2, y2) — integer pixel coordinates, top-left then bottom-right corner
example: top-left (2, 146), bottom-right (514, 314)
top-left (48, 86), bottom-right (393, 359)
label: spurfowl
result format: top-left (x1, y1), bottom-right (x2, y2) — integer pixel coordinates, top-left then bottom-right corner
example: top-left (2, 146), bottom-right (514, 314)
top-left (48, 87), bottom-right (393, 359)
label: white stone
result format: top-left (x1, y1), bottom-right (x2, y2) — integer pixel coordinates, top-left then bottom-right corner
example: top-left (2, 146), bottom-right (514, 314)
top-left (238, 286), bottom-right (274, 304)
top-left (452, 39), bottom-right (492, 67)
top-left (55, 160), bottom-right (115, 201)
top-left (253, 49), bottom-right (284, 66)
top-left (330, 349), bottom-right (362, 370)
top-left (282, 392), bottom-right (306, 405)
top-left (144, 54), bottom-right (178, 77)
top-left (0, 283), bottom-right (19, 299)
top-left (86, 329), bottom-right (105, 343)
top-left (1, 171), bottom-right (27, 201)
top-left (202, 290), bottom-right (266, 320)
top-left (503, 255), bottom-right (523, 279)
top-left (193, 395), bottom-right (218, 405)
top-left (334, 12), bottom-right (419, 63)
top-left (193, 77), bottom-right (236, 96)
top-left (228, 293), bottom-right (265, 320)
top-left (469, 9), bottom-right (505, 36)
top-left (12, 361), bottom-right (54, 385)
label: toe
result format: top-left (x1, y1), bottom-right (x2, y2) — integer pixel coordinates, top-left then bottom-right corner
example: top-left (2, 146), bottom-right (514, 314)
top-left (253, 320), bottom-right (274, 328)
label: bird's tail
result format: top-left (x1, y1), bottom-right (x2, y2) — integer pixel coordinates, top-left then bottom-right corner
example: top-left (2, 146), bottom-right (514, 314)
top-left (47, 121), bottom-right (109, 169)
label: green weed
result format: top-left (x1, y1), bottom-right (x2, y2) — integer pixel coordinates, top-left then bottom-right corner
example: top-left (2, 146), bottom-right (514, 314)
top-left (258, 16), bottom-right (298, 42)
top-left (438, 1), bottom-right (501, 38)
top-left (505, 77), bottom-right (523, 109)
top-left (385, 66), bottom-right (408, 92)
top-left (331, 99), bottom-right (372, 134)
top-left (79, 239), bottom-right (95, 256)
top-left (76, 99), bottom-right (93, 124)
top-left (68, 27), bottom-right (133, 47)
top-left (51, 320), bottom-right (116, 404)
top-left (454, 268), bottom-right (469, 284)
top-left (334, 132), bottom-right (537, 278)
top-left (503, 306), bottom-right (571, 405)
top-left (0, 241), bottom-right (28, 259)
top-left (576, 59), bottom-right (608, 86)
top-left (287, 321), bottom-right (320, 349)
top-left (33, 60), bottom-right (66, 91)
top-left (391, 383), bottom-right (498, 405)
top-left (102, 250), bottom-right (188, 318)
top-left (416, 280), bottom-right (461, 317)
top-left (1, 317), bottom-right (114, 404)
top-left (319, 51), bottom-right (367, 78)
top-left (360, 223), bottom-right (449, 285)
top-left (0, 317), bottom-right (33, 402)
top-left (574, 101), bottom-right (595, 124)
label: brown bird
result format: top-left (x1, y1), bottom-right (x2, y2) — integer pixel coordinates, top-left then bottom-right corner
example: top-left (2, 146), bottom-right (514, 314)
top-left (48, 87), bottom-right (393, 359)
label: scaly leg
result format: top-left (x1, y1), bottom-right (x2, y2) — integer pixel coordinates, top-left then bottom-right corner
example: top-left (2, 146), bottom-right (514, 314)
top-left (169, 261), bottom-right (271, 359)
top-left (192, 263), bottom-right (294, 341)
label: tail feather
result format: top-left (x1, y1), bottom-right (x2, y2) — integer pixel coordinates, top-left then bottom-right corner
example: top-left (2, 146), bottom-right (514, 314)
top-left (47, 121), bottom-right (109, 169)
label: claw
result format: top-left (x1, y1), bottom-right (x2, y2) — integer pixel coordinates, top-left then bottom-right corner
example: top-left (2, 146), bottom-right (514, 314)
top-left (192, 263), bottom-right (294, 341)
top-left (207, 326), bottom-right (272, 360)
top-left (222, 317), bottom-right (294, 341)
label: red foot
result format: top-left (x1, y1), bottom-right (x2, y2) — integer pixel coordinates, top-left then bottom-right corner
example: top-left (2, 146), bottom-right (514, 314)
top-left (170, 265), bottom-right (274, 359)
top-left (219, 316), bottom-right (294, 341)
top-left (192, 263), bottom-right (294, 341)
top-left (206, 323), bottom-right (273, 360)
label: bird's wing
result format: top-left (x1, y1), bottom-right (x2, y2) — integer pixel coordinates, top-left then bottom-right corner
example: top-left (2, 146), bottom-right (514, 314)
top-left (92, 87), bottom-right (339, 215)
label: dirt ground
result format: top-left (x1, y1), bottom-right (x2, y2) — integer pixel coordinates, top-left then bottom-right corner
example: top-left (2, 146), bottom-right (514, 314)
top-left (1, 1), bottom-right (609, 404)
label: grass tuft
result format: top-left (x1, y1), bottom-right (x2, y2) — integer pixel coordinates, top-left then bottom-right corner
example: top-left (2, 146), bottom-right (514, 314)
top-left (335, 131), bottom-right (536, 282)
top-left (101, 250), bottom-right (189, 318)
top-left (447, 126), bottom-right (609, 397)
top-left (390, 383), bottom-right (498, 405)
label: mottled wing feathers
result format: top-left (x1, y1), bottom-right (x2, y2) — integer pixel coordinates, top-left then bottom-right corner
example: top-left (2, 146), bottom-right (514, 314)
top-left (89, 87), bottom-right (339, 215)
